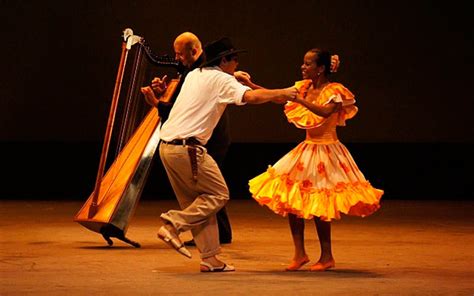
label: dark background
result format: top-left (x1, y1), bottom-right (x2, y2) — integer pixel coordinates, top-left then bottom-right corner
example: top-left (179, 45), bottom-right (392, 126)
top-left (1, 0), bottom-right (473, 200)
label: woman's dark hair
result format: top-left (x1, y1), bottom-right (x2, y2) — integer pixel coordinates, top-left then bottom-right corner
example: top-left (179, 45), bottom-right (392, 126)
top-left (308, 48), bottom-right (331, 75)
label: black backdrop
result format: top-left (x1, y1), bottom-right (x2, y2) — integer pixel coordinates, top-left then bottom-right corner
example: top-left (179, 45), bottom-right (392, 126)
top-left (1, 0), bottom-right (473, 200)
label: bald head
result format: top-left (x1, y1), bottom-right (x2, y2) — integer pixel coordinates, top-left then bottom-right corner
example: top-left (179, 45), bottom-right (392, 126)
top-left (174, 32), bottom-right (203, 67)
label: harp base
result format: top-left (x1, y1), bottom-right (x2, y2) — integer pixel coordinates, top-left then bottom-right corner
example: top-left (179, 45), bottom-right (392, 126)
top-left (100, 224), bottom-right (141, 248)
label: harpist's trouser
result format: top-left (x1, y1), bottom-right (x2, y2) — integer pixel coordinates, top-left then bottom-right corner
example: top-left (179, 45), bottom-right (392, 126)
top-left (159, 141), bottom-right (229, 259)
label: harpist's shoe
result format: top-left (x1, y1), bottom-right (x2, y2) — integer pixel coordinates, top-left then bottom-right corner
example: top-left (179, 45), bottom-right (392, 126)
top-left (157, 226), bottom-right (192, 259)
top-left (309, 259), bottom-right (335, 271)
top-left (285, 255), bottom-right (310, 271)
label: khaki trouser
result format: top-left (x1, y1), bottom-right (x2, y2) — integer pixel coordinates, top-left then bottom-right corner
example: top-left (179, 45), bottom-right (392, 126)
top-left (159, 141), bottom-right (229, 258)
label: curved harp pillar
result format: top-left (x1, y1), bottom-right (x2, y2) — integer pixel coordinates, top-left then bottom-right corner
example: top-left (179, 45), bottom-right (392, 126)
top-left (74, 28), bottom-right (179, 247)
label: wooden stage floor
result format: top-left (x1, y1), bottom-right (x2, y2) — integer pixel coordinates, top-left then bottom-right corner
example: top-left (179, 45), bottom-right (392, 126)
top-left (1, 199), bottom-right (473, 295)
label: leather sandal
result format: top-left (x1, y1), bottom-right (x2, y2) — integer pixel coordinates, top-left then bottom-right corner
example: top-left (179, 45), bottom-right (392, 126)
top-left (157, 226), bottom-right (192, 259)
top-left (200, 261), bottom-right (235, 272)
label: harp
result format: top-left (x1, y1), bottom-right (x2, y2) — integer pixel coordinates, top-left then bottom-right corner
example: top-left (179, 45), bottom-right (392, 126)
top-left (74, 28), bottom-right (179, 247)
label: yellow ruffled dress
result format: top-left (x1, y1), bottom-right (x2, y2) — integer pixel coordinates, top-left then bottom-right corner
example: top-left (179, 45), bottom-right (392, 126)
top-left (249, 80), bottom-right (383, 221)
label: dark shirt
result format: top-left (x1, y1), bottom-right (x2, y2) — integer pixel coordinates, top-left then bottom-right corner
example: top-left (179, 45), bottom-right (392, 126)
top-left (157, 54), bottom-right (204, 123)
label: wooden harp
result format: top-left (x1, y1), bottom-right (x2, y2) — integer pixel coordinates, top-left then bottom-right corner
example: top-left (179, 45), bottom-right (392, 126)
top-left (74, 28), bottom-right (179, 247)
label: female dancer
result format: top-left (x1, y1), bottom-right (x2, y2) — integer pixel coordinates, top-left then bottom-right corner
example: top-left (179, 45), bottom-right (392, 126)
top-left (249, 48), bottom-right (383, 271)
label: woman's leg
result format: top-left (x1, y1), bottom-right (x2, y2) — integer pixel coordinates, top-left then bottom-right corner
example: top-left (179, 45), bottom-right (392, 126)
top-left (311, 218), bottom-right (335, 271)
top-left (286, 214), bottom-right (310, 270)
top-left (314, 218), bottom-right (333, 262)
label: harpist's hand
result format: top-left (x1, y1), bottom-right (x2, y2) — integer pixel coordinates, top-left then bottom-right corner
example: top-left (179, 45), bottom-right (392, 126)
top-left (151, 75), bottom-right (168, 96)
top-left (140, 86), bottom-right (158, 107)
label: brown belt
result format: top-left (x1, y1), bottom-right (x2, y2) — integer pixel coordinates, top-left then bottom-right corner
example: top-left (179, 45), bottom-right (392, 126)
top-left (162, 137), bottom-right (201, 146)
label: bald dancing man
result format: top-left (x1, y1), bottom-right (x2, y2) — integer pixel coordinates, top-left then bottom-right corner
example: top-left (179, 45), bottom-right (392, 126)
top-left (146, 33), bottom-right (235, 246)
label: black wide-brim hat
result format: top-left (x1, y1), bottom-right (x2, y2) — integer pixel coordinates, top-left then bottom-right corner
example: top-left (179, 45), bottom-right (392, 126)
top-left (200, 37), bottom-right (247, 67)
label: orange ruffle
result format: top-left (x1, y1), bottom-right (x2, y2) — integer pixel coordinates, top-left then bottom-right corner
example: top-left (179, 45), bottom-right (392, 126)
top-left (249, 167), bottom-right (383, 221)
top-left (285, 81), bottom-right (358, 128)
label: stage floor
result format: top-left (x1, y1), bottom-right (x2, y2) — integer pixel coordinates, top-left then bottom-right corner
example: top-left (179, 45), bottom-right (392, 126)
top-left (1, 199), bottom-right (473, 295)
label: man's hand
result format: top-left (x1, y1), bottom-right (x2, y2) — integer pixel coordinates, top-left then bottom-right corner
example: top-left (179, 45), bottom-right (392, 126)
top-left (151, 75), bottom-right (168, 96)
top-left (273, 87), bottom-right (298, 104)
